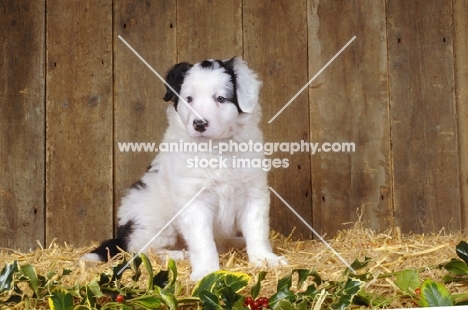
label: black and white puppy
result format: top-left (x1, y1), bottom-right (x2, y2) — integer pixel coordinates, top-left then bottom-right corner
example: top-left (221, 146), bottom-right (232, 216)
top-left (82, 57), bottom-right (287, 280)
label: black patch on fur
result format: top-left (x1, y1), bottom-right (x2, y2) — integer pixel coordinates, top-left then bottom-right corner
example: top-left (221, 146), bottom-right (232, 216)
top-left (200, 60), bottom-right (214, 68)
top-left (219, 58), bottom-right (242, 113)
top-left (163, 62), bottom-right (193, 110)
top-left (90, 220), bottom-right (134, 261)
top-left (130, 179), bottom-right (147, 190)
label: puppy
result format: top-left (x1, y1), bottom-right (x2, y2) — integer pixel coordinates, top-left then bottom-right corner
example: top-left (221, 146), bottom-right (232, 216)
top-left (82, 57), bottom-right (287, 280)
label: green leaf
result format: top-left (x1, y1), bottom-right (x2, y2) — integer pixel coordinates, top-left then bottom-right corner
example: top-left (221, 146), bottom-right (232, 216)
top-left (251, 271), bottom-right (267, 300)
top-left (269, 273), bottom-right (295, 307)
top-left (140, 253), bottom-right (154, 291)
top-left (192, 270), bottom-right (249, 297)
top-left (309, 269), bottom-right (323, 286)
top-left (272, 299), bottom-right (295, 310)
top-left (112, 259), bottom-right (131, 281)
top-left (276, 273), bottom-right (292, 292)
top-left (395, 269), bottom-right (419, 294)
top-left (330, 279), bottom-right (362, 310)
top-left (157, 286), bottom-right (177, 310)
top-left (83, 280), bottom-right (103, 307)
top-left (130, 295), bottom-right (163, 308)
top-left (19, 264), bottom-right (40, 296)
top-left (293, 269), bottom-right (310, 290)
top-left (48, 290), bottom-right (74, 310)
top-left (223, 271), bottom-right (250, 293)
top-left (198, 290), bottom-right (223, 310)
top-left (192, 272), bottom-right (223, 297)
top-left (0, 261), bottom-right (18, 293)
top-left (350, 257), bottom-right (371, 271)
top-left (456, 241), bottom-right (468, 265)
top-left (131, 255), bottom-right (142, 282)
top-left (62, 269), bottom-right (73, 276)
top-left (444, 259), bottom-right (468, 275)
top-left (354, 290), bottom-right (390, 307)
top-left (420, 279), bottom-right (453, 307)
top-left (166, 258), bottom-right (178, 288)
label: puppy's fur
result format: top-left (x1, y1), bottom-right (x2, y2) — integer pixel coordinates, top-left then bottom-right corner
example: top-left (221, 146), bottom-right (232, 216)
top-left (82, 57), bottom-right (287, 280)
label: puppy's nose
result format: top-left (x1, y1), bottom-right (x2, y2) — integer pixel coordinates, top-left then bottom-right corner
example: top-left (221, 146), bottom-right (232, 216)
top-left (193, 119), bottom-right (208, 132)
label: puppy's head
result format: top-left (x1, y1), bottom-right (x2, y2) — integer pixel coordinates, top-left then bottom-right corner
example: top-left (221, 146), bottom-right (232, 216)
top-left (163, 57), bottom-right (261, 139)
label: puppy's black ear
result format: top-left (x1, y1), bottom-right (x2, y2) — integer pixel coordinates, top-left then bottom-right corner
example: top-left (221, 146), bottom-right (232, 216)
top-left (163, 62), bottom-right (193, 105)
top-left (223, 57), bottom-right (261, 113)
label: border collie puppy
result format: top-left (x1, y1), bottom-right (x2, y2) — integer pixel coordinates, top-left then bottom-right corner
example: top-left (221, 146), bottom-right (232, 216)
top-left (82, 57), bottom-right (287, 280)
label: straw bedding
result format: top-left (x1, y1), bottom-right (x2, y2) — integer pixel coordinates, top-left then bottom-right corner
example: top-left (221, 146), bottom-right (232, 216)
top-left (1, 221), bottom-right (466, 309)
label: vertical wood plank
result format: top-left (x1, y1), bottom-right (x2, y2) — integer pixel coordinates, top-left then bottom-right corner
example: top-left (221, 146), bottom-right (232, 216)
top-left (177, 0), bottom-right (242, 62)
top-left (244, 0), bottom-right (312, 238)
top-left (0, 1), bottom-right (45, 250)
top-left (453, 0), bottom-right (468, 230)
top-left (46, 1), bottom-right (113, 245)
top-left (113, 0), bottom-right (176, 225)
top-left (387, 0), bottom-right (460, 233)
top-left (308, 0), bottom-right (392, 236)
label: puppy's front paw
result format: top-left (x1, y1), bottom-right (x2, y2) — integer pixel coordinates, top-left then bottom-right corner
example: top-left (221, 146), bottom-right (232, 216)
top-left (190, 266), bottom-right (219, 281)
top-left (249, 252), bottom-right (288, 267)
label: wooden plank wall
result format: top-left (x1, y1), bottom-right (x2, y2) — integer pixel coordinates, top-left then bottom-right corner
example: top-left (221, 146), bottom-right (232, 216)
top-left (46, 1), bottom-right (113, 246)
top-left (0, 1), bottom-right (46, 250)
top-left (1, 0), bottom-right (467, 251)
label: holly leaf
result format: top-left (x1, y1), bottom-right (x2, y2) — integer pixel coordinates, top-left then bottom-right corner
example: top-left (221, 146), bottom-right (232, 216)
top-left (293, 269), bottom-right (310, 290)
top-left (309, 269), bottom-right (323, 286)
top-left (192, 270), bottom-right (249, 297)
top-left (272, 299), bottom-right (295, 310)
top-left (157, 286), bottom-right (177, 310)
top-left (223, 271), bottom-right (250, 293)
top-left (443, 259), bottom-right (468, 275)
top-left (395, 269), bottom-right (419, 294)
top-left (251, 271), bottom-right (267, 300)
top-left (269, 274), bottom-right (295, 307)
top-left (420, 279), bottom-right (453, 307)
top-left (140, 253), bottom-right (154, 291)
top-left (48, 290), bottom-right (74, 310)
top-left (350, 257), bottom-right (371, 271)
top-left (18, 264), bottom-right (40, 296)
top-left (166, 258), bottom-right (178, 288)
top-left (192, 272), bottom-right (223, 297)
top-left (198, 290), bottom-right (223, 310)
top-left (130, 295), bottom-right (163, 308)
top-left (456, 241), bottom-right (468, 265)
top-left (0, 261), bottom-right (18, 294)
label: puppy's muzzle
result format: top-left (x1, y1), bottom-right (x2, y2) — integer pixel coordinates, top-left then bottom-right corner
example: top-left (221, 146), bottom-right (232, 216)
top-left (193, 119), bottom-right (208, 132)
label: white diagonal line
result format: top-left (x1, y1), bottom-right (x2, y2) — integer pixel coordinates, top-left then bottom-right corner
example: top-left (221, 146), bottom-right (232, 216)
top-left (118, 35), bottom-right (207, 123)
top-left (117, 187), bottom-right (206, 275)
top-left (268, 36), bottom-right (356, 123)
top-left (268, 186), bottom-right (356, 273)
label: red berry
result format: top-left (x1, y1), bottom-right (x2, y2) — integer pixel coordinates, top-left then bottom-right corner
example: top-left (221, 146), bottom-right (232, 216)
top-left (244, 296), bottom-right (253, 305)
top-left (415, 288), bottom-right (421, 295)
top-left (116, 294), bottom-right (124, 303)
top-left (252, 300), bottom-right (260, 308)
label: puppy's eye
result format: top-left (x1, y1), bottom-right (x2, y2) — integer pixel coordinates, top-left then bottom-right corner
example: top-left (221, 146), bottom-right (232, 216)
top-left (186, 96), bottom-right (193, 103)
top-left (217, 96), bottom-right (226, 103)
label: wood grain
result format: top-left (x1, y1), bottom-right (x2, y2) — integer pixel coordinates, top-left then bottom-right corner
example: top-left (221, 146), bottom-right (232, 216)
top-left (177, 0), bottom-right (242, 62)
top-left (387, 0), bottom-right (461, 233)
top-left (46, 1), bottom-right (113, 245)
top-left (308, 0), bottom-right (392, 236)
top-left (453, 0), bottom-right (468, 230)
top-left (0, 1), bottom-right (45, 250)
top-left (244, 0), bottom-right (312, 238)
top-left (113, 0), bottom-right (177, 230)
